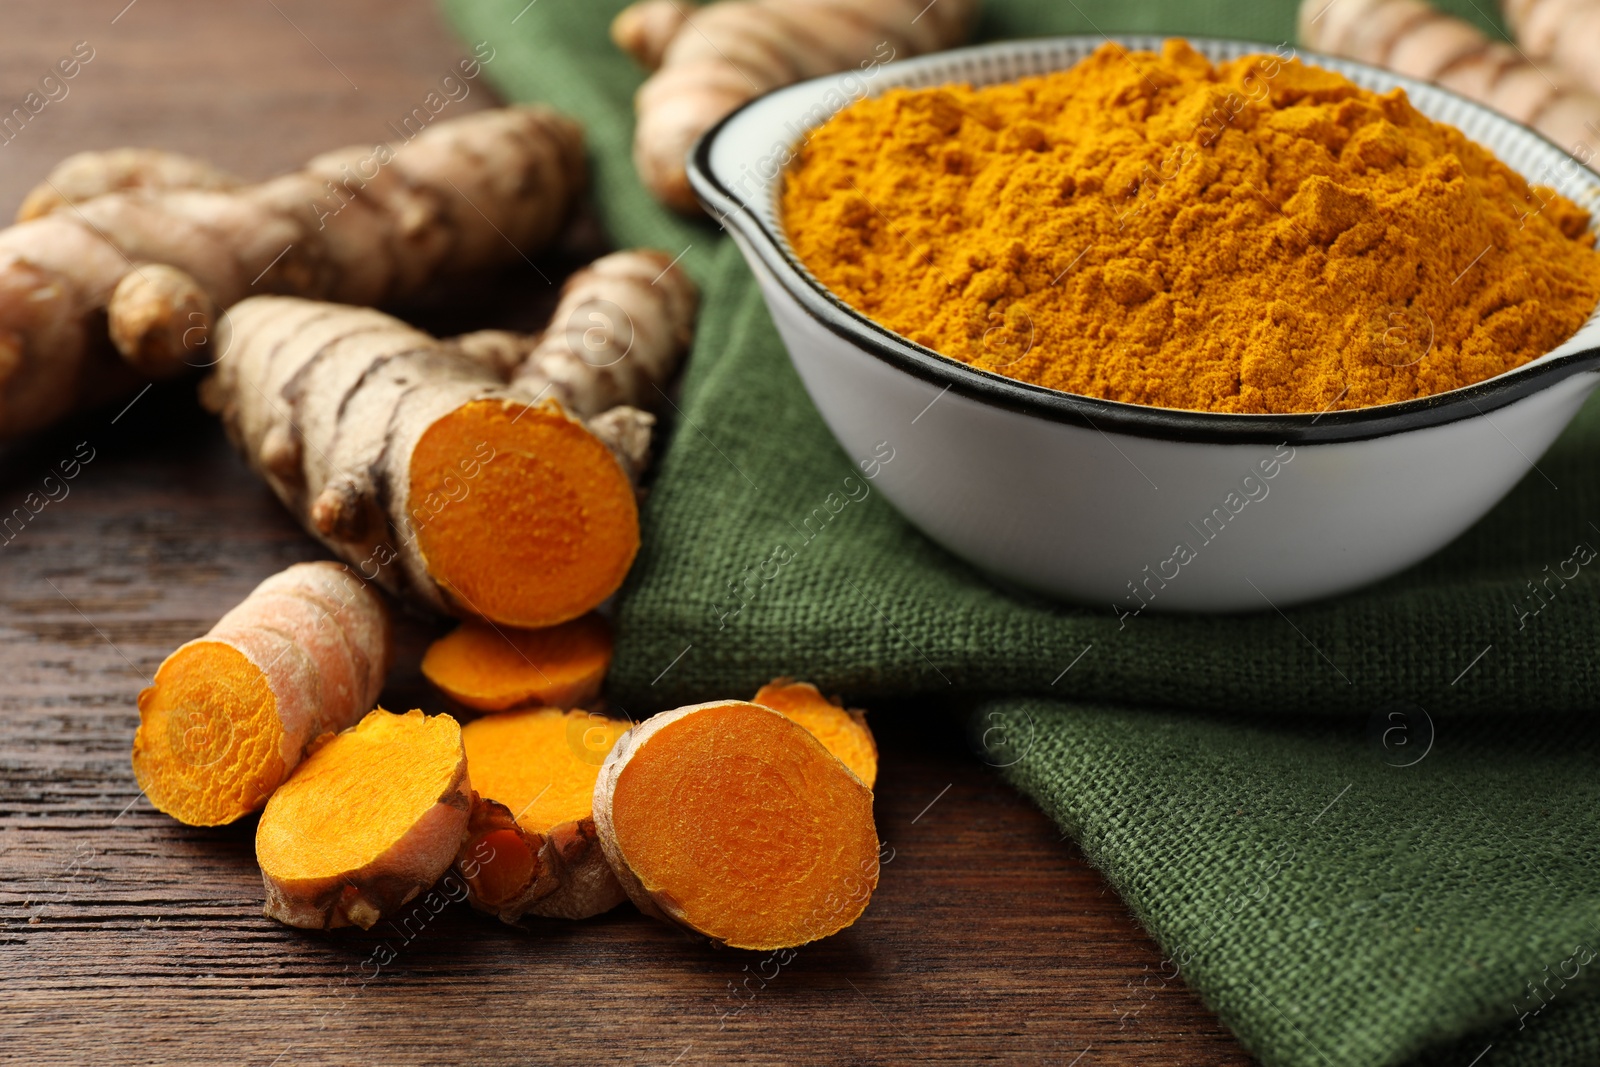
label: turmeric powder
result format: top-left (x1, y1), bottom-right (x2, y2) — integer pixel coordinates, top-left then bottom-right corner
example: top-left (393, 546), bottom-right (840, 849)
top-left (422, 614), bottom-right (613, 712)
top-left (781, 39), bottom-right (1600, 414)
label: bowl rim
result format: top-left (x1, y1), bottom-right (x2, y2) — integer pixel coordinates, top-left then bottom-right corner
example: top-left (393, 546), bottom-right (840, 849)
top-left (686, 33), bottom-right (1600, 445)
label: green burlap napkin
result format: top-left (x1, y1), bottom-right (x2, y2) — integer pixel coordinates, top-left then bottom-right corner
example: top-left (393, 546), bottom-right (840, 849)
top-left (442, 1), bottom-right (1600, 1063)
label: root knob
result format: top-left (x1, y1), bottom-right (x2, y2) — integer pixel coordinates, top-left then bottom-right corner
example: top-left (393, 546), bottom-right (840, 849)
top-left (258, 423), bottom-right (303, 486)
top-left (107, 264), bottom-right (218, 378)
top-left (311, 480), bottom-right (370, 542)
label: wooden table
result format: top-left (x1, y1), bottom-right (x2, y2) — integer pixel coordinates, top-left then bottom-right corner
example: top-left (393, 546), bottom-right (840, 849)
top-left (0, 3), bottom-right (1252, 1063)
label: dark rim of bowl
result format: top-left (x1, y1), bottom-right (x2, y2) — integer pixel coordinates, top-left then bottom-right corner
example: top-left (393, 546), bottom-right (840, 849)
top-left (686, 34), bottom-right (1600, 445)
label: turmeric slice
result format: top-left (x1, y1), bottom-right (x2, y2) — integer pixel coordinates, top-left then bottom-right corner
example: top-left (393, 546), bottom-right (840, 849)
top-left (594, 701), bottom-right (880, 950)
top-left (752, 679), bottom-right (877, 788)
top-left (456, 707), bottom-right (630, 921)
top-left (132, 561), bottom-right (390, 827)
top-left (422, 614), bottom-right (612, 712)
top-left (256, 709), bottom-right (469, 930)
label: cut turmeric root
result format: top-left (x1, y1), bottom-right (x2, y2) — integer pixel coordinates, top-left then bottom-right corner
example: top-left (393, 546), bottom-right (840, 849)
top-left (132, 561), bottom-right (390, 827)
top-left (207, 306), bottom-right (638, 630)
top-left (752, 679), bottom-right (877, 788)
top-left (205, 247), bottom-right (697, 628)
top-left (423, 614), bottom-right (613, 711)
top-left (594, 700), bottom-right (880, 950)
top-left (457, 708), bottom-right (630, 921)
top-left (256, 709), bottom-right (470, 930)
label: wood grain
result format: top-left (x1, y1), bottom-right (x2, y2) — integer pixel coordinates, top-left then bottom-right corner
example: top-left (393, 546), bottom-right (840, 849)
top-left (0, 2), bottom-right (1253, 1063)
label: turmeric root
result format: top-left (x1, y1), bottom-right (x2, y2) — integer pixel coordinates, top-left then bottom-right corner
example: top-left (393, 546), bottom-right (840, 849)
top-left (1300, 0), bottom-right (1600, 165)
top-left (445, 248), bottom-right (699, 423)
top-left (204, 295), bottom-right (657, 627)
top-left (0, 105), bottom-right (584, 439)
top-left (17, 147), bottom-right (241, 222)
top-left (456, 708), bottom-right (630, 921)
top-left (1503, 0), bottom-right (1600, 97)
top-left (752, 678), bottom-right (877, 788)
top-left (594, 700), bottom-right (880, 950)
top-left (423, 614), bottom-right (613, 711)
top-left (513, 249), bottom-right (699, 413)
top-left (256, 708), bottom-right (470, 930)
top-left (612, 0), bottom-right (981, 212)
top-left (132, 561), bottom-right (390, 827)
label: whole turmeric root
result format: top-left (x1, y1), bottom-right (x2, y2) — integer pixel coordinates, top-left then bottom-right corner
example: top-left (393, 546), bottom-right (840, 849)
top-left (17, 147), bottom-right (242, 222)
top-left (1300, 0), bottom-right (1600, 166)
top-left (456, 708), bottom-right (631, 922)
top-left (256, 708), bottom-right (470, 930)
top-left (1502, 0), bottom-right (1600, 97)
top-left (132, 561), bottom-right (390, 827)
top-left (204, 249), bottom-right (695, 628)
top-left (423, 614), bottom-right (613, 711)
top-left (0, 105), bottom-right (584, 439)
top-left (612, 0), bottom-right (981, 212)
top-left (594, 700), bottom-right (881, 950)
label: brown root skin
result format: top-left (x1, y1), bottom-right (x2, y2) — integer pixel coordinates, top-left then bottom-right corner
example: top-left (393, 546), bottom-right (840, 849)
top-left (438, 249), bottom-right (700, 420)
top-left (422, 614), bottom-right (612, 712)
top-left (456, 708), bottom-right (630, 922)
top-left (510, 249), bottom-right (700, 417)
top-left (444, 329), bottom-right (537, 381)
top-left (0, 105), bottom-right (585, 440)
top-left (17, 147), bottom-right (242, 223)
top-left (132, 561), bottom-right (391, 827)
top-left (615, 0), bottom-right (980, 212)
top-left (594, 700), bottom-right (881, 950)
top-left (1504, 0), bottom-right (1600, 96)
top-left (1298, 0), bottom-right (1600, 165)
top-left (583, 405), bottom-right (657, 484)
top-left (752, 678), bottom-right (878, 789)
top-left (257, 708), bottom-right (470, 930)
top-left (612, 0), bottom-right (697, 70)
top-left (108, 264), bottom-right (217, 377)
top-left (457, 796), bottom-right (626, 922)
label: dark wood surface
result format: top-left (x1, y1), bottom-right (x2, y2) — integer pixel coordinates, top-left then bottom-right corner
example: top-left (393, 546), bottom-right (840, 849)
top-left (0, 3), bottom-right (1253, 1064)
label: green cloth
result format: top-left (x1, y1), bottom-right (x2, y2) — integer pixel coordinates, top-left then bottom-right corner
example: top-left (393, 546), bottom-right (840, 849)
top-left (442, 1), bottom-right (1600, 1063)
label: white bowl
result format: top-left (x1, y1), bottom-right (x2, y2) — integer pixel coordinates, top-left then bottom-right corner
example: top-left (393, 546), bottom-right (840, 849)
top-left (686, 36), bottom-right (1600, 612)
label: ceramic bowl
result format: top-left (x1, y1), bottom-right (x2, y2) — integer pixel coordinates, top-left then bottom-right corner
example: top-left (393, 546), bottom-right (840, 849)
top-left (686, 35), bottom-right (1600, 612)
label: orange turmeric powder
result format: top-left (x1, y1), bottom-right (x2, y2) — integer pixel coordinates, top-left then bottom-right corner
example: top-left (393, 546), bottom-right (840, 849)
top-left (781, 39), bottom-right (1600, 414)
